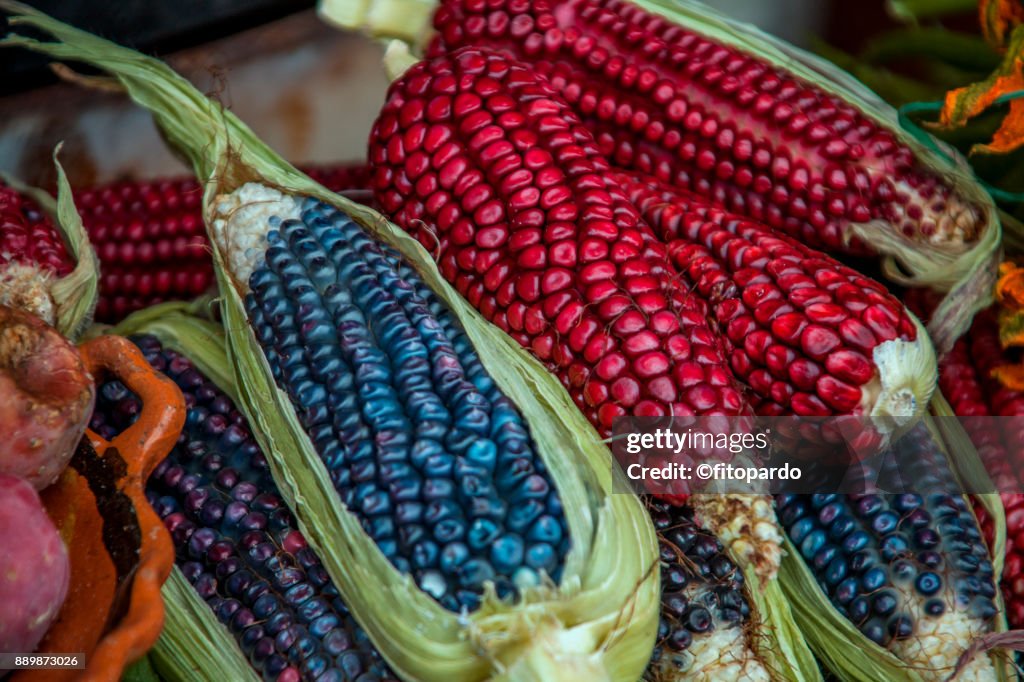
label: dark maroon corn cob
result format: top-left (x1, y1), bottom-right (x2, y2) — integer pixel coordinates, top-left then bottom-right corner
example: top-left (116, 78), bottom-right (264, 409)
top-left (645, 498), bottom-right (769, 680)
top-left (368, 46), bottom-right (748, 439)
top-left (89, 334), bottom-right (398, 682)
top-left (427, 0), bottom-right (984, 256)
top-left (616, 170), bottom-right (935, 423)
top-left (76, 163), bottom-right (370, 323)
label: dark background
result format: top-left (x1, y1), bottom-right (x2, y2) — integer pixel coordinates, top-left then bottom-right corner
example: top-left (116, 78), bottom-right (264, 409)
top-left (0, 0), bottom-right (981, 95)
top-left (0, 0), bottom-right (315, 93)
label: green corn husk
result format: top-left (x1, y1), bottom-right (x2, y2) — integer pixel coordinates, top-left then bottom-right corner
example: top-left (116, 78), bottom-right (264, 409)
top-left (153, 568), bottom-right (260, 682)
top-left (0, 7), bottom-right (661, 680)
top-left (1, 147), bottom-right (98, 339)
top-left (779, 408), bottom-right (1011, 682)
top-left (320, 0), bottom-right (1002, 354)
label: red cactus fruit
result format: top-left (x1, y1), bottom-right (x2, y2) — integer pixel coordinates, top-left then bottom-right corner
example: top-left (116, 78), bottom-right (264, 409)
top-left (0, 473), bottom-right (70, 654)
top-left (0, 304), bottom-right (95, 489)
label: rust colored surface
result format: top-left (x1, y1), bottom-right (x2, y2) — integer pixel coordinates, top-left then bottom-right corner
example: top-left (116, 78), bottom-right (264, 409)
top-left (14, 335), bottom-right (184, 682)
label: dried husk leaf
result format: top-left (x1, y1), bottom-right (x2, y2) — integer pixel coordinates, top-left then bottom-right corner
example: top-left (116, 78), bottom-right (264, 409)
top-left (0, 7), bottom-right (661, 680)
top-left (0, 147), bottom-right (98, 339)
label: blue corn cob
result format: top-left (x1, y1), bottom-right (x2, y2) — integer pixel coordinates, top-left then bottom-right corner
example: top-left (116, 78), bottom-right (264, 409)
top-left (89, 335), bottom-right (398, 682)
top-left (775, 424), bottom-right (997, 677)
top-left (241, 198), bottom-right (570, 613)
top-left (645, 499), bottom-right (768, 681)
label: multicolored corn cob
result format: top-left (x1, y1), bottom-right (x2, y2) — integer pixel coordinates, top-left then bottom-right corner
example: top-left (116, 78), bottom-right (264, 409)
top-left (89, 334), bottom-right (398, 682)
top-left (776, 424), bottom-right (998, 679)
top-left (77, 164), bottom-right (370, 323)
top-left (0, 180), bottom-right (75, 324)
top-left (934, 309), bottom-right (1024, 630)
top-left (426, 0), bottom-right (984, 258)
top-left (617, 170), bottom-right (935, 425)
top-left (229, 187), bottom-right (570, 612)
top-left (647, 498), bottom-right (769, 681)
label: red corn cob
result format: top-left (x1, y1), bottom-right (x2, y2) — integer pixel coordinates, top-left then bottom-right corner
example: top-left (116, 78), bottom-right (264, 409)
top-left (617, 170), bottom-right (936, 424)
top-left (1, 182), bottom-right (73, 277)
top-left (427, 0), bottom-right (984, 257)
top-left (933, 308), bottom-right (1024, 628)
top-left (0, 181), bottom-right (76, 324)
top-left (76, 163), bottom-right (370, 323)
top-left (369, 47), bottom-right (746, 434)
top-left (369, 47), bottom-right (786, 578)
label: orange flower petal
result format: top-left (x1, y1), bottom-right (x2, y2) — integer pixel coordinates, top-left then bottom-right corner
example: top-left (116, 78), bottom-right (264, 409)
top-left (981, 0), bottom-right (1024, 48)
top-left (933, 24), bottom-right (1024, 154)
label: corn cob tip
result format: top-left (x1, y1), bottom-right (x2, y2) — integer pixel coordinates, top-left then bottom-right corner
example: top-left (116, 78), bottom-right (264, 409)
top-left (649, 499), bottom-right (772, 682)
top-left (868, 322), bottom-right (936, 425)
top-left (212, 183), bottom-right (302, 290)
top-left (383, 40), bottom-right (418, 81)
top-left (497, 622), bottom-right (613, 682)
top-left (650, 622), bottom-right (771, 682)
top-left (690, 494), bottom-right (782, 584)
top-left (0, 262), bottom-right (57, 325)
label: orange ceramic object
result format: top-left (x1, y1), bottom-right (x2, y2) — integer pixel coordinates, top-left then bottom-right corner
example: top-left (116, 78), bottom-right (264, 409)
top-left (13, 335), bottom-right (184, 682)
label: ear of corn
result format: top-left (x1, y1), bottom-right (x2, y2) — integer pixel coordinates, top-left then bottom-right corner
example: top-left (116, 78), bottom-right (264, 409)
top-left (930, 308), bottom-right (1023, 633)
top-left (77, 164), bottom-right (370, 323)
top-left (778, 421), bottom-right (1004, 681)
top-left (89, 309), bottom-right (400, 682)
top-left (647, 497), bottom-right (825, 682)
top-left (0, 151), bottom-right (98, 337)
top-left (617, 169), bottom-right (936, 427)
top-left (320, 0), bottom-right (1001, 354)
top-left (1, 11), bottom-right (661, 681)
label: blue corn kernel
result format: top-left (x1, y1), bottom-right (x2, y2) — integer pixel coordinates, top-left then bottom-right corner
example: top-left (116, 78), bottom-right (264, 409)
top-left (468, 519), bottom-right (501, 550)
top-left (812, 545), bottom-right (838, 571)
top-left (789, 517), bottom-right (815, 546)
top-left (433, 519), bottom-right (465, 543)
top-left (527, 516), bottom-right (564, 545)
top-left (490, 535), bottom-right (525, 572)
